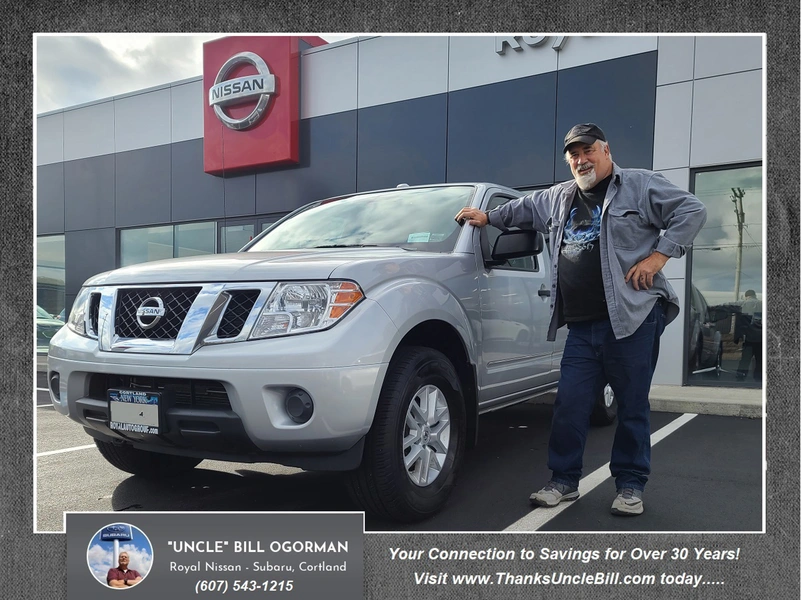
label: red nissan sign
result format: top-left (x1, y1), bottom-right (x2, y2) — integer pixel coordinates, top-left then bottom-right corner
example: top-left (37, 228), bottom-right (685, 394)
top-left (202, 36), bottom-right (325, 175)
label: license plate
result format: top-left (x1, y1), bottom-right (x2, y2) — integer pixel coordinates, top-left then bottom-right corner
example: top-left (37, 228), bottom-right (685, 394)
top-left (108, 389), bottom-right (160, 435)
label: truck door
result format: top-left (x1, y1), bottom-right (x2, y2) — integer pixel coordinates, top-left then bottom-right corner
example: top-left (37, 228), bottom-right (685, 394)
top-left (476, 193), bottom-right (557, 410)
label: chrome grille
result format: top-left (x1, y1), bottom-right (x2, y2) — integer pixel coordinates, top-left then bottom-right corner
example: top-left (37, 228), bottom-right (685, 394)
top-left (115, 287), bottom-right (201, 340)
top-left (217, 290), bottom-right (260, 339)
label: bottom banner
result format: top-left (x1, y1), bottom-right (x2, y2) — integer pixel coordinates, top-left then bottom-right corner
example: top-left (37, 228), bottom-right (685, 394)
top-left (66, 512), bottom-right (364, 599)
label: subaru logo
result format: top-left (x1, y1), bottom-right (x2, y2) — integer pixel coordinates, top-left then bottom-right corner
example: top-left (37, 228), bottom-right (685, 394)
top-left (209, 51), bottom-right (276, 131)
top-left (136, 297), bottom-right (166, 330)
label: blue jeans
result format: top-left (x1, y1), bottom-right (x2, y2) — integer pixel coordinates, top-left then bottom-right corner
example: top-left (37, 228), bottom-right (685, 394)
top-left (549, 301), bottom-right (666, 491)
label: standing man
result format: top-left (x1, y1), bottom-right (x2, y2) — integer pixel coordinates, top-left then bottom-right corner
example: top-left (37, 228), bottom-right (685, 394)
top-left (455, 124), bottom-right (706, 516)
top-left (107, 551), bottom-right (143, 587)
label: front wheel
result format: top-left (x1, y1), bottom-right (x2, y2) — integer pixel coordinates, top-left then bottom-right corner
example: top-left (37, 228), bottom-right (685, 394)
top-left (590, 383), bottom-right (618, 426)
top-left (95, 439), bottom-right (202, 478)
top-left (347, 347), bottom-right (466, 522)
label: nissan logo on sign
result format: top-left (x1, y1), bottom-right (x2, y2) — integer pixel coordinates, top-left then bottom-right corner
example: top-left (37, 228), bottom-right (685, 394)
top-left (209, 51), bottom-right (276, 130)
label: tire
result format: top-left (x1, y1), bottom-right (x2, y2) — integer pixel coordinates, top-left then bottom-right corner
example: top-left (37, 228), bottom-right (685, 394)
top-left (590, 383), bottom-right (618, 426)
top-left (347, 346), bottom-right (466, 522)
top-left (95, 439), bottom-right (202, 478)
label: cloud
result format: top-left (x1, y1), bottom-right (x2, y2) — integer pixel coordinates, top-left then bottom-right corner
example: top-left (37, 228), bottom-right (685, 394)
top-left (35, 34), bottom-right (219, 113)
top-left (87, 542), bottom-right (152, 585)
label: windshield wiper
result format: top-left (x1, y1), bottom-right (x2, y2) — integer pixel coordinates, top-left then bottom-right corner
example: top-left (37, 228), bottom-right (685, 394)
top-left (312, 244), bottom-right (418, 251)
top-left (312, 244), bottom-right (380, 248)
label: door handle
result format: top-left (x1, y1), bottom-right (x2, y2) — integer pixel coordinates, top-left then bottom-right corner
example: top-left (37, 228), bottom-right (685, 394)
top-left (538, 287), bottom-right (551, 298)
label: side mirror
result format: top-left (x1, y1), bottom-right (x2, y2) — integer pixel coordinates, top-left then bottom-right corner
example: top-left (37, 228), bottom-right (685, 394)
top-left (487, 230), bottom-right (543, 266)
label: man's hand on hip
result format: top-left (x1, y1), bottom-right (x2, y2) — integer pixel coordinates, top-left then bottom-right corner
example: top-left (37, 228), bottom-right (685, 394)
top-left (625, 252), bottom-right (670, 290)
top-left (455, 207), bottom-right (489, 227)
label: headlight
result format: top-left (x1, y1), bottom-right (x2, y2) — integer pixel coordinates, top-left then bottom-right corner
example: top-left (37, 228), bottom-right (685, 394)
top-left (67, 287), bottom-right (91, 337)
top-left (250, 281), bottom-right (364, 339)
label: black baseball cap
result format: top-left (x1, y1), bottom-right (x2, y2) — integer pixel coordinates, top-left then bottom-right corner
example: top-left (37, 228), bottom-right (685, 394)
top-left (563, 123), bottom-right (606, 153)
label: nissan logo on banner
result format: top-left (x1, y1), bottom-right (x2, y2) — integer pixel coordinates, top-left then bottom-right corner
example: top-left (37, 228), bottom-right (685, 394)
top-left (209, 52), bottom-right (276, 130)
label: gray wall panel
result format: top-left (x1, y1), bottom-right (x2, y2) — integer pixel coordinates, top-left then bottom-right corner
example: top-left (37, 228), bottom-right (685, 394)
top-left (36, 163), bottom-right (65, 235)
top-left (36, 113), bottom-right (64, 166)
top-left (301, 41), bottom-right (358, 119)
top-left (171, 139), bottom-right (224, 222)
top-left (653, 277), bottom-right (685, 385)
top-left (656, 168), bottom-right (690, 280)
top-left (653, 82), bottom-right (693, 170)
top-left (448, 36), bottom-right (558, 92)
top-left (357, 36), bottom-right (448, 108)
top-left (63, 155), bottom-right (116, 231)
top-left (256, 111), bottom-right (357, 214)
top-left (695, 36), bottom-right (763, 79)
top-left (357, 95), bottom-right (447, 192)
top-left (556, 36), bottom-right (657, 70)
top-left (63, 101), bottom-right (115, 161)
top-left (65, 228), bottom-right (116, 296)
top-left (447, 72), bottom-right (557, 188)
top-left (690, 70), bottom-right (762, 167)
top-left (657, 36), bottom-right (695, 85)
top-left (171, 80), bottom-right (204, 143)
top-left (115, 146), bottom-right (172, 228)
top-left (115, 88), bottom-right (172, 153)
top-left (224, 174), bottom-right (256, 218)
top-left (554, 52), bottom-right (658, 182)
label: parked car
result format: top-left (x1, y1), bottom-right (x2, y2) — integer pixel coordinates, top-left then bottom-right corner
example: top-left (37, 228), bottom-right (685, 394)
top-left (48, 183), bottom-right (616, 522)
top-left (687, 285), bottom-right (723, 377)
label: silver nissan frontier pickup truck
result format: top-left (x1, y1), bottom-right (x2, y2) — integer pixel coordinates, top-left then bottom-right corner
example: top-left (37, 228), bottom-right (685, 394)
top-left (48, 183), bottom-right (616, 522)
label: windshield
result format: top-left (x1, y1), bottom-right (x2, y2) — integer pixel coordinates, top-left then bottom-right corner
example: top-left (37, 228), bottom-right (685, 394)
top-left (246, 186), bottom-right (476, 253)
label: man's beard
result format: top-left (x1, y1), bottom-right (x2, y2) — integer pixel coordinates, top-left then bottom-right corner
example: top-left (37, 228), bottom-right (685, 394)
top-left (574, 165), bottom-right (597, 190)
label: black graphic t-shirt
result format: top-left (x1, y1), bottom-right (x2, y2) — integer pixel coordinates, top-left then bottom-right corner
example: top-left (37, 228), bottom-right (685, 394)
top-left (558, 174), bottom-right (612, 322)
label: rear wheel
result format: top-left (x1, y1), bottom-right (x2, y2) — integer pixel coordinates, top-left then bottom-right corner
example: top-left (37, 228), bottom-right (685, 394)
top-left (590, 383), bottom-right (618, 426)
top-left (95, 439), bottom-right (202, 478)
top-left (347, 347), bottom-right (466, 522)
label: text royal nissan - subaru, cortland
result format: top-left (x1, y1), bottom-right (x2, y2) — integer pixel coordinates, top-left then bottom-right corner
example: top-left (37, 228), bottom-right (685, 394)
top-left (48, 183), bottom-right (617, 522)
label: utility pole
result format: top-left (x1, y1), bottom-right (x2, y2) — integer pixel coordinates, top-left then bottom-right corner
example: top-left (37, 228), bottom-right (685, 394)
top-left (731, 187), bottom-right (746, 301)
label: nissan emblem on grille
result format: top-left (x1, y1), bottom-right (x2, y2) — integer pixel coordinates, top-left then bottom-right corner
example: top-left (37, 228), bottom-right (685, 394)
top-left (208, 51), bottom-right (276, 130)
top-left (136, 297), bottom-right (166, 330)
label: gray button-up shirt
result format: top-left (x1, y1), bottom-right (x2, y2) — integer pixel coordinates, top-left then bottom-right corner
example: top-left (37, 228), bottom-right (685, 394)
top-left (487, 164), bottom-right (708, 341)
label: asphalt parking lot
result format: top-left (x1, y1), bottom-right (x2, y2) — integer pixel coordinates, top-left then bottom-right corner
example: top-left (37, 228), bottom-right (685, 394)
top-left (36, 387), bottom-right (762, 533)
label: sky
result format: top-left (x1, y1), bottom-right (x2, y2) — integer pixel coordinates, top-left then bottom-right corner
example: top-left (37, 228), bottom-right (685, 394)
top-left (87, 523), bottom-right (153, 585)
top-left (35, 34), bottom-right (353, 114)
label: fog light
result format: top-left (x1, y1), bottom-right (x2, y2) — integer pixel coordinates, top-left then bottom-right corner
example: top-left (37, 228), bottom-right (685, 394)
top-left (285, 389), bottom-right (314, 424)
top-left (49, 372), bottom-right (60, 402)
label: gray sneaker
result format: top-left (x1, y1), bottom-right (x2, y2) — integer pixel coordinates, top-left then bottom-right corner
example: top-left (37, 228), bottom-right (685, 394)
top-left (611, 488), bottom-right (644, 516)
top-left (529, 481), bottom-right (580, 507)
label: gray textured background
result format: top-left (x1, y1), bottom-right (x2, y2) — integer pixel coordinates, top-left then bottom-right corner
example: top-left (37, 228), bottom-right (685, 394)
top-left (3, 4), bottom-right (798, 599)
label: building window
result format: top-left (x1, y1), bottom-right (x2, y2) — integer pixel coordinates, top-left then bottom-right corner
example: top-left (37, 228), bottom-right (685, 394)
top-left (120, 221), bottom-right (217, 267)
top-left (220, 223), bottom-right (255, 253)
top-left (687, 164), bottom-right (762, 388)
top-left (175, 221), bottom-right (216, 258)
top-left (36, 235), bottom-right (66, 319)
top-left (120, 225), bottom-right (173, 267)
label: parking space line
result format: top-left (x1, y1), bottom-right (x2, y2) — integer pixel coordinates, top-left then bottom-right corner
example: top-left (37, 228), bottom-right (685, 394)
top-left (36, 444), bottom-right (96, 458)
top-left (504, 413), bottom-right (698, 531)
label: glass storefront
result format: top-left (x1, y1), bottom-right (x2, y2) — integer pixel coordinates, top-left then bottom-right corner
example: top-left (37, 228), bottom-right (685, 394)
top-left (687, 164), bottom-right (763, 387)
top-left (175, 221), bottom-right (216, 258)
top-left (121, 222), bottom-right (216, 266)
top-left (36, 235), bottom-right (66, 319)
top-left (120, 225), bottom-right (172, 267)
top-left (220, 223), bottom-right (254, 253)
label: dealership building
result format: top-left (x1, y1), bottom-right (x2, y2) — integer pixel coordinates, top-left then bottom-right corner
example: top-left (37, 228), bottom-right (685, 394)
top-left (36, 34), bottom-right (764, 389)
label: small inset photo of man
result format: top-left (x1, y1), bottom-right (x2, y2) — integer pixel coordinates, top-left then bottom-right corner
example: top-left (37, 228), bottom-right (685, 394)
top-left (86, 523), bottom-right (153, 588)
